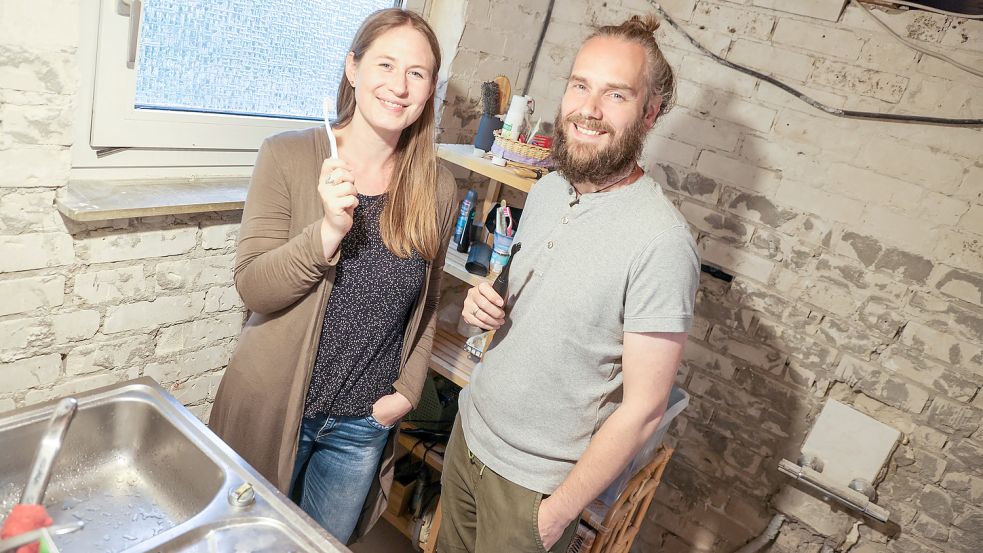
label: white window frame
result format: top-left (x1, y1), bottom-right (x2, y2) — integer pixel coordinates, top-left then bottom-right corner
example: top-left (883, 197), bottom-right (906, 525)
top-left (72, 0), bottom-right (421, 179)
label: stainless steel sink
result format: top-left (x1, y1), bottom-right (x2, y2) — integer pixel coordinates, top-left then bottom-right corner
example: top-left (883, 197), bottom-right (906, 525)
top-left (0, 378), bottom-right (349, 553)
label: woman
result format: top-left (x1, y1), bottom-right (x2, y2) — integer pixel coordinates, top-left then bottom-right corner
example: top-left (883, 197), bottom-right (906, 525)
top-left (209, 8), bottom-right (455, 543)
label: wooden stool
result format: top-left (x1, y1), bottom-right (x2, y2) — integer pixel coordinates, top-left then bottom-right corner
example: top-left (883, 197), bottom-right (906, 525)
top-left (418, 446), bottom-right (674, 553)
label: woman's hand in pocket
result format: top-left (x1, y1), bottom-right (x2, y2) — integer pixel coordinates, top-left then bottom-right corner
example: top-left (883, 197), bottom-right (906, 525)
top-left (371, 391), bottom-right (413, 428)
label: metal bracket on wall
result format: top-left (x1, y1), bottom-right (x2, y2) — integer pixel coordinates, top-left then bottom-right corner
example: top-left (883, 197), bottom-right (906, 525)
top-left (777, 399), bottom-right (900, 523)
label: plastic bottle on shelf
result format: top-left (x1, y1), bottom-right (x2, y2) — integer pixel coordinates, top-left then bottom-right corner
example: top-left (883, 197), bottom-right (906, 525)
top-left (453, 189), bottom-right (476, 252)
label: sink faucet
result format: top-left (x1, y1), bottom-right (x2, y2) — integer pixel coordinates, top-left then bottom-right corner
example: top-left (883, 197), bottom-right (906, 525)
top-left (21, 397), bottom-right (78, 504)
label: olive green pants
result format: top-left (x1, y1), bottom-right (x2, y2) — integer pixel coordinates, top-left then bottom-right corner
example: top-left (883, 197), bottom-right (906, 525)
top-left (436, 416), bottom-right (579, 553)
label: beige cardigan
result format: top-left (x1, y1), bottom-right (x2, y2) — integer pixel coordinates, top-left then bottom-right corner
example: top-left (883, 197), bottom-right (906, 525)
top-left (209, 126), bottom-right (456, 540)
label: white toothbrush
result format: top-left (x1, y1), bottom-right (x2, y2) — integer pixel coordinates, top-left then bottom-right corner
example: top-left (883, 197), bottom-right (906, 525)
top-left (323, 96), bottom-right (339, 160)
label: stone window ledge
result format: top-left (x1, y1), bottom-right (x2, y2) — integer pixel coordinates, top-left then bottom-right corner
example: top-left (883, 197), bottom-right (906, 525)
top-left (57, 178), bottom-right (249, 221)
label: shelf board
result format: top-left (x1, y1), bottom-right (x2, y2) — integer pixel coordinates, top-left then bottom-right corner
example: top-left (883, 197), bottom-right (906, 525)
top-left (437, 144), bottom-right (538, 193)
top-left (443, 243), bottom-right (493, 287)
top-left (381, 510), bottom-right (415, 540)
top-left (397, 427), bottom-right (447, 473)
top-left (428, 328), bottom-right (476, 389)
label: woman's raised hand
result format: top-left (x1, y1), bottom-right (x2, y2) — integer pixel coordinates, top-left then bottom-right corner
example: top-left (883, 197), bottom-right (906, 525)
top-left (318, 158), bottom-right (358, 260)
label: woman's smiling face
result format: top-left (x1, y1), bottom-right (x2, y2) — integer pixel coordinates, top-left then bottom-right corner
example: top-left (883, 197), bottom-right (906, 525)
top-left (346, 24), bottom-right (436, 137)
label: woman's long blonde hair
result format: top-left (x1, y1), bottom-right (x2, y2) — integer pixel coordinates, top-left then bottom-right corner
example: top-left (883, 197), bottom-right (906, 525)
top-left (333, 8), bottom-right (442, 261)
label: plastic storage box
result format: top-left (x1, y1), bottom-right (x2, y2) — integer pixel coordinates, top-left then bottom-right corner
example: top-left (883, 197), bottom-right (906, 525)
top-left (596, 386), bottom-right (689, 506)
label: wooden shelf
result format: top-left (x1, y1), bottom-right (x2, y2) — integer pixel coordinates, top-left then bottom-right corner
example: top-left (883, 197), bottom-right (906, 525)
top-left (442, 242), bottom-right (494, 287)
top-left (437, 144), bottom-right (538, 193)
top-left (397, 427), bottom-right (447, 473)
top-left (381, 510), bottom-right (415, 540)
top-left (427, 328), bottom-right (476, 389)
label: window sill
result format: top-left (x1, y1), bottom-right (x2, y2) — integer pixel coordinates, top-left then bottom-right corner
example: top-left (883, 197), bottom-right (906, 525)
top-left (57, 178), bottom-right (250, 222)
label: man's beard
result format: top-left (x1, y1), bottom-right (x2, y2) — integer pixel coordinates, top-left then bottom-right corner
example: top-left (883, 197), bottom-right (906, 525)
top-left (551, 112), bottom-right (647, 186)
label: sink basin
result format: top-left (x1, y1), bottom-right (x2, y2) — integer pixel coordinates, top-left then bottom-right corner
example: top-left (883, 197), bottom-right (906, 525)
top-left (0, 378), bottom-right (348, 552)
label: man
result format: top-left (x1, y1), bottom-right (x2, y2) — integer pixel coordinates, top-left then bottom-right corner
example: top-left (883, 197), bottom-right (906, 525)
top-left (437, 14), bottom-right (699, 553)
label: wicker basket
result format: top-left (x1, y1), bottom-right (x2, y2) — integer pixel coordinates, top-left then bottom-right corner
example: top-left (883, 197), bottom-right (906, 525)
top-left (491, 130), bottom-right (552, 167)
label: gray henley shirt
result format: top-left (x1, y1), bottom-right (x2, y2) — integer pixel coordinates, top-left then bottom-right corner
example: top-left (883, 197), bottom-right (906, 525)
top-left (459, 170), bottom-right (700, 494)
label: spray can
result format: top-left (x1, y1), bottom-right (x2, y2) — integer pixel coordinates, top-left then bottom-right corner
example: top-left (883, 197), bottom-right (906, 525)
top-left (453, 189), bottom-right (476, 252)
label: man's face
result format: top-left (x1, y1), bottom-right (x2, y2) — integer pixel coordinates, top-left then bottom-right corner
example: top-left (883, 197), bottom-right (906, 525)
top-left (552, 36), bottom-right (660, 185)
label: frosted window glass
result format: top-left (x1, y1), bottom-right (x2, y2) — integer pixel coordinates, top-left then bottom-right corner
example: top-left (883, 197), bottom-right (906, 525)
top-left (134, 0), bottom-right (397, 121)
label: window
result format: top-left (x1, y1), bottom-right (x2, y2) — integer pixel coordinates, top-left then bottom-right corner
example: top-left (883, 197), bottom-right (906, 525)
top-left (73, 0), bottom-right (402, 174)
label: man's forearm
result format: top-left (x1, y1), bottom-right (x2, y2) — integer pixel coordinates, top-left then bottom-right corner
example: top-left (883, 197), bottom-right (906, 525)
top-left (546, 405), bottom-right (665, 523)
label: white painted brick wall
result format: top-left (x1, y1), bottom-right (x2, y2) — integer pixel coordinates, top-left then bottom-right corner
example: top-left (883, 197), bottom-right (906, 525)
top-left (1, 2), bottom-right (981, 552)
top-left (517, 2), bottom-right (983, 552)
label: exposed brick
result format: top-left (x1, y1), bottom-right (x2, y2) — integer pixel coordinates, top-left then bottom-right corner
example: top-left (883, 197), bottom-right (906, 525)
top-left (691, 2), bottom-right (775, 41)
top-left (957, 204), bottom-right (983, 237)
top-left (721, 187), bottom-right (798, 228)
top-left (675, 54), bottom-right (759, 98)
top-left (773, 17), bottom-right (864, 60)
top-left (941, 471), bottom-right (983, 505)
top-left (697, 152), bottom-right (782, 196)
top-left (103, 293), bottom-right (206, 334)
top-left (900, 320), bottom-right (983, 369)
top-left (931, 266), bottom-right (983, 308)
top-left (860, 205), bottom-right (937, 259)
top-left (699, 238), bottom-right (775, 283)
top-left (200, 223), bottom-right (238, 250)
top-left (81, 227), bottom-right (198, 264)
top-left (0, 354), bottom-right (60, 394)
top-left (909, 512), bottom-right (950, 543)
top-left (873, 246), bottom-right (934, 285)
top-left (826, 163), bottom-right (923, 214)
top-left (662, 109), bottom-right (742, 151)
top-left (0, 233), bottom-right (74, 272)
top-left (927, 399), bottom-right (980, 437)
top-left (51, 310), bottom-right (100, 344)
top-left (155, 313), bottom-right (243, 355)
top-left (707, 326), bottom-right (786, 374)
top-left (880, 347), bottom-right (980, 403)
top-left (858, 137), bottom-right (965, 195)
top-left (0, 275), bottom-right (64, 317)
top-left (680, 201), bottom-right (752, 244)
top-left (835, 355), bottom-right (930, 413)
top-left (906, 291), bottom-right (983, 346)
top-left (934, 229), bottom-right (983, 274)
top-left (897, 446), bottom-right (947, 483)
top-left (642, 134), bottom-right (698, 168)
top-left (859, 297), bottom-right (908, 337)
top-left (810, 59), bottom-right (908, 102)
top-left (674, 172), bottom-right (720, 204)
top-left (755, 318), bottom-right (836, 369)
top-left (73, 266), bottom-right (148, 305)
top-left (775, 179), bottom-right (864, 225)
top-left (154, 254), bottom-right (233, 291)
top-left (204, 285), bottom-right (243, 313)
top-left (65, 335), bottom-right (153, 376)
top-left (0, 317), bottom-right (47, 362)
top-left (728, 40), bottom-right (815, 82)
top-left (772, 109), bottom-right (868, 163)
top-left (798, 276), bottom-right (861, 317)
top-left (0, 189), bottom-right (64, 232)
top-left (144, 344), bottom-right (232, 384)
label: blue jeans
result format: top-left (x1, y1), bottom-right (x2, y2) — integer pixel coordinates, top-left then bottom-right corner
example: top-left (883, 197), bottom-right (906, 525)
top-left (290, 414), bottom-right (393, 543)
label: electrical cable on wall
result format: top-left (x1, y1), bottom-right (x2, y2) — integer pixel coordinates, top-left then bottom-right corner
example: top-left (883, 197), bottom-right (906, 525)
top-left (877, 0), bottom-right (983, 19)
top-left (850, 0), bottom-right (983, 78)
top-left (648, 1), bottom-right (983, 126)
